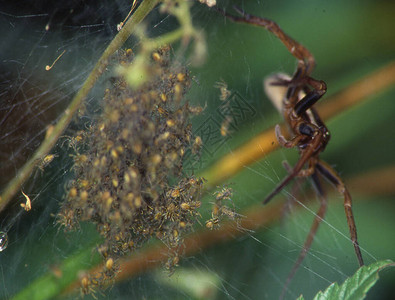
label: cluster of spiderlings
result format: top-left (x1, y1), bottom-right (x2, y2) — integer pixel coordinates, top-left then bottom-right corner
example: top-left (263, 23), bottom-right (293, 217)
top-left (58, 47), bottom-right (204, 292)
top-left (205, 186), bottom-right (237, 230)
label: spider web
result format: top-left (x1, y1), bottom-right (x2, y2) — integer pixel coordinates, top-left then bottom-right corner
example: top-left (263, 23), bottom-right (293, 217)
top-left (1, 1), bottom-right (394, 300)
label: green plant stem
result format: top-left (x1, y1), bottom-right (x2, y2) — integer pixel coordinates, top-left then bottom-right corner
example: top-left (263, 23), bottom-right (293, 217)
top-left (145, 28), bottom-right (185, 50)
top-left (0, 0), bottom-right (160, 213)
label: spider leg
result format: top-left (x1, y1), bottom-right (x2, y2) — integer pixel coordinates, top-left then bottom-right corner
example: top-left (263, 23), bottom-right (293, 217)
top-left (276, 126), bottom-right (320, 177)
top-left (263, 132), bottom-right (323, 204)
top-left (294, 87), bottom-right (326, 116)
top-left (297, 160), bottom-right (316, 177)
top-left (279, 171), bottom-right (328, 300)
top-left (294, 78), bottom-right (327, 116)
top-left (279, 160), bottom-right (309, 223)
top-left (316, 160), bottom-right (364, 266)
top-left (275, 124), bottom-right (305, 148)
top-left (217, 6), bottom-right (316, 74)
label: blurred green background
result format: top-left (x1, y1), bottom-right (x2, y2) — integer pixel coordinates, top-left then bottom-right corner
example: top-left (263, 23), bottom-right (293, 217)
top-left (1, 0), bottom-right (394, 299)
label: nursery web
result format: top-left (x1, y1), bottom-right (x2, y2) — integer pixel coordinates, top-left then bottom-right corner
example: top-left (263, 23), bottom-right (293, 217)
top-left (0, 1), bottom-right (388, 300)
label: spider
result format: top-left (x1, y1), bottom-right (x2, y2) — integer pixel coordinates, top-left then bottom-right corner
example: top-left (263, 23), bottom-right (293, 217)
top-left (219, 6), bottom-right (364, 297)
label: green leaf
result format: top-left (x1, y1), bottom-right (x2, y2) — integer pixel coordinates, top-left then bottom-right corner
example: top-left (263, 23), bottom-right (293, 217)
top-left (298, 260), bottom-right (394, 300)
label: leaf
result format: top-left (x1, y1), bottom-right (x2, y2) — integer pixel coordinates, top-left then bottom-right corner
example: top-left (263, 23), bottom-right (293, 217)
top-left (298, 260), bottom-right (394, 300)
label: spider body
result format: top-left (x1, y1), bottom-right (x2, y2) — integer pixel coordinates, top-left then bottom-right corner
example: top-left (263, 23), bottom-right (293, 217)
top-left (263, 72), bottom-right (331, 202)
top-left (219, 6), bottom-right (364, 298)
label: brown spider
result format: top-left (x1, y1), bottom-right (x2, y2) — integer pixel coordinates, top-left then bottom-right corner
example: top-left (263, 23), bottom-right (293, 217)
top-left (219, 6), bottom-right (364, 297)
